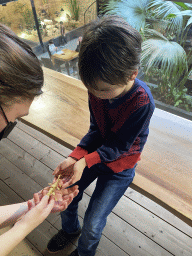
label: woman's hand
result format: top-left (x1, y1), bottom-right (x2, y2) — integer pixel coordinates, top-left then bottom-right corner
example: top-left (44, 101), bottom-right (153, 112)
top-left (14, 195), bottom-right (54, 234)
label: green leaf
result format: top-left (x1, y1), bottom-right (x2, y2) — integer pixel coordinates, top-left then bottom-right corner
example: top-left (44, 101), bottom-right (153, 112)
top-left (148, 0), bottom-right (183, 35)
top-left (175, 2), bottom-right (189, 10)
top-left (174, 100), bottom-right (182, 107)
top-left (143, 28), bottom-right (168, 40)
top-left (172, 10), bottom-right (192, 17)
top-left (185, 16), bottom-right (192, 29)
top-left (141, 38), bottom-right (188, 79)
top-left (166, 14), bottom-right (176, 19)
top-left (101, 0), bottom-right (150, 31)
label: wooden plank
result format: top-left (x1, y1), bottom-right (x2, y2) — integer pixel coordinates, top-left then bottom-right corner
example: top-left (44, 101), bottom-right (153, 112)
top-left (85, 181), bottom-right (192, 255)
top-left (0, 139), bottom-right (54, 187)
top-left (0, 179), bottom-right (24, 205)
top-left (54, 194), bottom-right (172, 256)
top-left (125, 188), bottom-right (192, 238)
top-left (40, 148), bottom-right (67, 171)
top-left (97, 235), bottom-right (129, 256)
top-left (7, 127), bottom-right (51, 161)
top-left (26, 220), bottom-right (76, 255)
top-left (16, 121), bottom-right (72, 157)
top-left (78, 195), bottom-right (170, 256)
top-left (0, 157), bottom-right (43, 201)
top-left (0, 226), bottom-right (43, 256)
top-left (2, 125), bottom-right (190, 255)
top-left (4, 127), bottom-right (192, 254)
top-left (104, 213), bottom-right (172, 256)
top-left (113, 195), bottom-right (192, 255)
top-left (86, 180), bottom-right (192, 238)
top-left (131, 172), bottom-right (192, 226)
top-left (54, 214), bottom-right (130, 256)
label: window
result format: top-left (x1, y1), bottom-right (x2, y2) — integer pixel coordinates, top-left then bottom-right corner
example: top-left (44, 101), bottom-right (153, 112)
top-left (99, 0), bottom-right (192, 117)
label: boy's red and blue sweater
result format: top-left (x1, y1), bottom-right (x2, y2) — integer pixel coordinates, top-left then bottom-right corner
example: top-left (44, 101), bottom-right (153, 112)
top-left (69, 78), bottom-right (155, 173)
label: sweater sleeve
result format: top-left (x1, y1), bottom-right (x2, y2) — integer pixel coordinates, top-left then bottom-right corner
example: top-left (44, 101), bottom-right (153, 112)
top-left (84, 102), bottom-right (154, 168)
top-left (69, 100), bottom-right (104, 160)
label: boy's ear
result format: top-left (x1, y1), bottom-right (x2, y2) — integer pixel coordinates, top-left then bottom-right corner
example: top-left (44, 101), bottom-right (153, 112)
top-left (130, 70), bottom-right (139, 80)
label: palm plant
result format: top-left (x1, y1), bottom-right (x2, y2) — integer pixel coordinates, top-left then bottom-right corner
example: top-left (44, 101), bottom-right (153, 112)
top-left (100, 0), bottom-right (192, 111)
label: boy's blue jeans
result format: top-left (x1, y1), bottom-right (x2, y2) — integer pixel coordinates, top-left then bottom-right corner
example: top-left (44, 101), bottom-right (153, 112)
top-left (60, 163), bottom-right (136, 256)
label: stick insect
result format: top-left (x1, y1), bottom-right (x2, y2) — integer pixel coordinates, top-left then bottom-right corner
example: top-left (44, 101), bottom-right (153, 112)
top-left (47, 174), bottom-right (62, 201)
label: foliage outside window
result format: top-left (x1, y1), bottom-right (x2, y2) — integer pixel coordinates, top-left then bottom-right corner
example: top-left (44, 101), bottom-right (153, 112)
top-left (100, 0), bottom-right (192, 112)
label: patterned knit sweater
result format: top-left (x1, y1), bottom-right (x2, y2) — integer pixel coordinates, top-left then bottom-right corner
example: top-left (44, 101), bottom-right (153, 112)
top-left (69, 78), bottom-right (155, 173)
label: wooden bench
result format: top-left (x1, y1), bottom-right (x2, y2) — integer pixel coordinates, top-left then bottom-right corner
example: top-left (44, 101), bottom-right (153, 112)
top-left (20, 67), bottom-right (192, 227)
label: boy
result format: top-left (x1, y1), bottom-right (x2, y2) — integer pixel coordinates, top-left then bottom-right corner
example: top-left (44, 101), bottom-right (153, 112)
top-left (47, 15), bottom-right (155, 256)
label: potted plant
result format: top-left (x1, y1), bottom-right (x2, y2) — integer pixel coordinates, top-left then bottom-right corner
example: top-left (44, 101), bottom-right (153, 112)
top-left (100, 0), bottom-right (192, 116)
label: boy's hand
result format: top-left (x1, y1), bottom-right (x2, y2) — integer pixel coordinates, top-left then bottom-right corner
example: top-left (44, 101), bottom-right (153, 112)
top-left (53, 157), bottom-right (77, 183)
top-left (71, 158), bottom-right (87, 185)
top-left (53, 157), bottom-right (87, 188)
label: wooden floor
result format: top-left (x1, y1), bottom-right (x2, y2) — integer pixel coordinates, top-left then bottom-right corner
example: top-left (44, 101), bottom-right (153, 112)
top-left (0, 121), bottom-right (192, 256)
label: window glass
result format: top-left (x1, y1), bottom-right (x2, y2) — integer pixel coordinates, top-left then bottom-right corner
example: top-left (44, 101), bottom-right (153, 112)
top-left (99, 0), bottom-right (192, 115)
top-left (0, 0), bottom-right (86, 43)
top-left (0, 0), bottom-right (97, 79)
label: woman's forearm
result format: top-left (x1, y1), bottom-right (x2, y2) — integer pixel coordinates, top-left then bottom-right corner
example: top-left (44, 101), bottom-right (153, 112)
top-left (0, 223), bottom-right (29, 256)
top-left (0, 202), bottom-right (28, 228)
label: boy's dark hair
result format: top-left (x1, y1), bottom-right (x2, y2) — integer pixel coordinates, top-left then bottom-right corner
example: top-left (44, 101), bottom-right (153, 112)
top-left (79, 15), bottom-right (142, 89)
top-left (0, 24), bottom-right (43, 106)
